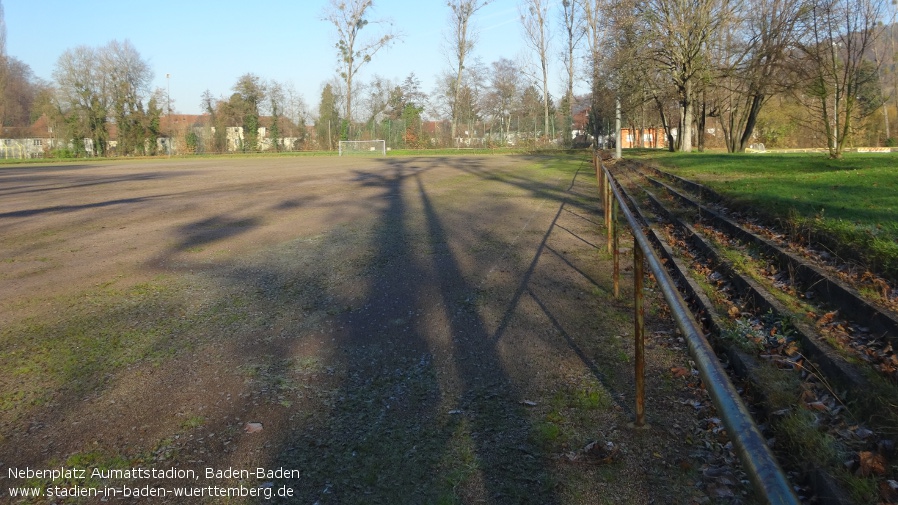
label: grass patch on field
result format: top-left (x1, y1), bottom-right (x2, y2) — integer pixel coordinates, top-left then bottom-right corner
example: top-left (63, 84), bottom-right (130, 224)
top-left (0, 275), bottom-right (218, 429)
top-left (630, 150), bottom-right (898, 280)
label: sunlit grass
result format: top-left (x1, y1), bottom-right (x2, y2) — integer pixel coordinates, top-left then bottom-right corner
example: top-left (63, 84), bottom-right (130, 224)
top-left (630, 150), bottom-right (898, 280)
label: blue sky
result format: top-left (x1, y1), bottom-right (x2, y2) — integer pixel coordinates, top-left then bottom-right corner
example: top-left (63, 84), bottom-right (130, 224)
top-left (6, 0), bottom-right (582, 116)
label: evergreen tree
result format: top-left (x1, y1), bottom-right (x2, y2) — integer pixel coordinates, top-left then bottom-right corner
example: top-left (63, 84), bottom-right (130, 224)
top-left (316, 84), bottom-right (340, 150)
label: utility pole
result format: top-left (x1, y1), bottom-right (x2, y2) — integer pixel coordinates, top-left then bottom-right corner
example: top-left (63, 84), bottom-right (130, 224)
top-left (615, 97), bottom-right (622, 159)
top-left (166, 73), bottom-right (172, 156)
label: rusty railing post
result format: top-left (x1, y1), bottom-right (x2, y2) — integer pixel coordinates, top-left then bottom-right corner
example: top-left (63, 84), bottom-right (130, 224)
top-left (605, 171), bottom-right (613, 253)
top-left (594, 150), bottom-right (599, 176)
top-left (613, 197), bottom-right (620, 298)
top-left (634, 238), bottom-right (645, 427)
top-left (603, 169), bottom-right (610, 231)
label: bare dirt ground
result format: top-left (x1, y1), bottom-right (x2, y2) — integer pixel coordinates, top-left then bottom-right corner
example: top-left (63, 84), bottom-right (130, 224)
top-left (0, 154), bottom-right (755, 504)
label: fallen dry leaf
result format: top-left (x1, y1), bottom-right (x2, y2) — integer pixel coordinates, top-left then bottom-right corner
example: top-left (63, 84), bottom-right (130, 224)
top-left (784, 342), bottom-right (800, 357)
top-left (858, 451), bottom-right (887, 477)
top-left (670, 367), bottom-right (690, 378)
top-left (817, 311), bottom-right (837, 326)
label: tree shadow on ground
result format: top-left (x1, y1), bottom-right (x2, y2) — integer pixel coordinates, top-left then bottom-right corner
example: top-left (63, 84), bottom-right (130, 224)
top-left (0, 196), bottom-right (167, 219)
top-left (258, 158), bottom-right (560, 503)
top-left (0, 170), bottom-right (194, 197)
top-left (454, 156), bottom-right (631, 406)
top-left (0, 154), bottom-right (629, 504)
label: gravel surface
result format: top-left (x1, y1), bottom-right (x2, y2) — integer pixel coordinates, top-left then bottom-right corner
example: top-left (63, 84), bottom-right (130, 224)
top-left (0, 154), bottom-right (756, 504)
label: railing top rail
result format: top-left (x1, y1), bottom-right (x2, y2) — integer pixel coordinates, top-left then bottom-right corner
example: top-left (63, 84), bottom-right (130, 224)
top-left (601, 162), bottom-right (799, 505)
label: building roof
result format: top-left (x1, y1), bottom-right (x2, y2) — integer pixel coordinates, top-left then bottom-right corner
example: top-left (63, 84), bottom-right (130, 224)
top-left (159, 114), bottom-right (210, 131)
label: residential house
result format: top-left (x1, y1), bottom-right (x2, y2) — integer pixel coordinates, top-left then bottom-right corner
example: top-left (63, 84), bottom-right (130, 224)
top-left (0, 113), bottom-right (311, 159)
top-left (0, 115), bottom-right (58, 159)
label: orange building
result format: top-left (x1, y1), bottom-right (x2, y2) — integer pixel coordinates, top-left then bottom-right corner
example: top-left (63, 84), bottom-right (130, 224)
top-left (620, 127), bottom-right (668, 149)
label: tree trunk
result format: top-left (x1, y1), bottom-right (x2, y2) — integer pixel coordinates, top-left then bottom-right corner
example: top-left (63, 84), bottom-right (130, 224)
top-left (697, 96), bottom-right (707, 152)
top-left (654, 96), bottom-right (676, 152)
top-left (542, 58), bottom-right (549, 143)
top-left (737, 94), bottom-right (764, 152)
top-left (346, 73), bottom-right (353, 140)
top-left (721, 109), bottom-right (736, 153)
top-left (681, 82), bottom-right (694, 153)
top-left (452, 58), bottom-right (464, 145)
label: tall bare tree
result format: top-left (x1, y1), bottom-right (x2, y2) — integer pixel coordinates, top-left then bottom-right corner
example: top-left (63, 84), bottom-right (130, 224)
top-left (639, 0), bottom-right (731, 152)
top-left (53, 45), bottom-right (111, 155)
top-left (0, 0), bottom-right (7, 127)
top-left (581, 0), bottom-right (612, 142)
top-left (362, 74), bottom-right (395, 126)
top-left (323, 0), bottom-right (398, 139)
top-left (560, 0), bottom-right (583, 146)
top-left (580, 0), bottom-right (602, 78)
top-left (283, 83), bottom-right (309, 138)
top-left (886, 25), bottom-right (898, 141)
top-left (520, 0), bottom-right (552, 141)
top-left (433, 59), bottom-right (486, 146)
top-left (709, 0), bottom-right (805, 152)
top-left (3, 58), bottom-right (45, 127)
top-left (104, 40), bottom-right (153, 155)
top-left (445, 0), bottom-right (491, 144)
top-left (602, 0), bottom-right (668, 148)
top-left (795, 0), bottom-right (887, 158)
top-left (871, 39), bottom-right (890, 141)
top-left (0, 0), bottom-right (5, 59)
top-left (483, 58), bottom-right (520, 144)
top-left (53, 40), bottom-right (153, 156)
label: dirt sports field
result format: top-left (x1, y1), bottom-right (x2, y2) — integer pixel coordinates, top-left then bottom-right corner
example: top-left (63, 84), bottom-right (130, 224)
top-left (0, 154), bottom-right (756, 504)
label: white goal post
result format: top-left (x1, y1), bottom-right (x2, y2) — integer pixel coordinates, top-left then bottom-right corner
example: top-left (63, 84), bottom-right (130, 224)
top-left (338, 140), bottom-right (386, 156)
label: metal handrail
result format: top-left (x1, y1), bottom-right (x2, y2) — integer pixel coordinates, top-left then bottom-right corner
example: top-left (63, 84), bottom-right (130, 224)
top-left (598, 159), bottom-right (799, 504)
